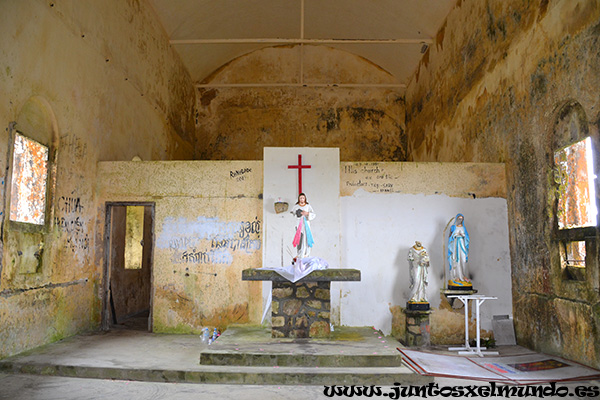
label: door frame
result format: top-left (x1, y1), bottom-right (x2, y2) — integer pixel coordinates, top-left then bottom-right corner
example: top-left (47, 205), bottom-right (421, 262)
top-left (101, 201), bottom-right (156, 331)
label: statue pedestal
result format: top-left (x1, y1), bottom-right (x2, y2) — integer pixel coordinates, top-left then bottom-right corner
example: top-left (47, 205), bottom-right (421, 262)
top-left (403, 308), bottom-right (431, 348)
top-left (447, 283), bottom-right (474, 291)
top-left (406, 302), bottom-right (430, 311)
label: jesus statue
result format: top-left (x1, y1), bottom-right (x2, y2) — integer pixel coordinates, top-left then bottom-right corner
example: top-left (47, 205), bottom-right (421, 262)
top-left (290, 192), bottom-right (316, 261)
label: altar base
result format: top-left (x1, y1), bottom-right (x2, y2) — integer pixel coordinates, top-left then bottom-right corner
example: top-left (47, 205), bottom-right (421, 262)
top-left (272, 280), bottom-right (331, 338)
top-left (242, 268), bottom-right (360, 338)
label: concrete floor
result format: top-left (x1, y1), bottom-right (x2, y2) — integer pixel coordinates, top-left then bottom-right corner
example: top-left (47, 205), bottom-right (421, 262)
top-left (0, 375), bottom-right (328, 400)
top-left (2, 372), bottom-right (599, 400)
top-left (0, 326), bottom-right (421, 384)
top-left (0, 326), bottom-right (598, 400)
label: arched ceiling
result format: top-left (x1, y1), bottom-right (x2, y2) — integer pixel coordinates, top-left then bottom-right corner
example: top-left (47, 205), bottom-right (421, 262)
top-left (148, 0), bottom-right (458, 92)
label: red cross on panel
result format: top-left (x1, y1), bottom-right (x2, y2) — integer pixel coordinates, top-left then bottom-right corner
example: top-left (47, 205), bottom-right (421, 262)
top-left (288, 154), bottom-right (311, 195)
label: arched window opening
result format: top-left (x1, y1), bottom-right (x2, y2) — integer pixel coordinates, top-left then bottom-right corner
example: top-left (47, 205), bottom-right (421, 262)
top-left (9, 132), bottom-right (50, 226)
top-left (552, 101), bottom-right (598, 282)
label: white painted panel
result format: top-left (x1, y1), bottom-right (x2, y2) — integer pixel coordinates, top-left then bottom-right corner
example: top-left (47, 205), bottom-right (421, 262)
top-left (263, 147), bottom-right (341, 268)
top-left (339, 190), bottom-right (512, 335)
top-left (263, 147), bottom-right (342, 321)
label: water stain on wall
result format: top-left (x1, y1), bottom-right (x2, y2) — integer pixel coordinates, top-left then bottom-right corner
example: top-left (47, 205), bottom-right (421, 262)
top-left (406, 0), bottom-right (600, 368)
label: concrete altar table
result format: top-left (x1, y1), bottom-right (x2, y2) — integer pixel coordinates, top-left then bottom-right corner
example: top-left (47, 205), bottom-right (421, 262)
top-left (242, 269), bottom-right (361, 338)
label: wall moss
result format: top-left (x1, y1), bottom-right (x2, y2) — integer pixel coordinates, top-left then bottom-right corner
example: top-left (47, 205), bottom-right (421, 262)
top-left (195, 46), bottom-right (406, 162)
top-left (406, 0), bottom-right (600, 367)
top-left (0, 0), bottom-right (196, 359)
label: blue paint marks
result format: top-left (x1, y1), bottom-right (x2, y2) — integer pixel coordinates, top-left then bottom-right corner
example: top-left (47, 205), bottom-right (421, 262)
top-left (157, 216), bottom-right (245, 248)
top-left (157, 216), bottom-right (261, 266)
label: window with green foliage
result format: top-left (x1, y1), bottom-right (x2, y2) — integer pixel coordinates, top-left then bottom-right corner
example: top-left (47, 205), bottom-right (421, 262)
top-left (554, 136), bottom-right (597, 280)
top-left (125, 206), bottom-right (145, 270)
top-left (554, 136), bottom-right (597, 229)
top-left (9, 132), bottom-right (49, 226)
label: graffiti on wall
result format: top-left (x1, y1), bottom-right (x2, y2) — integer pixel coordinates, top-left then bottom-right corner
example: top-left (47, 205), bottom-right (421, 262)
top-left (230, 167), bottom-right (252, 182)
top-left (157, 216), bottom-right (261, 266)
top-left (60, 134), bottom-right (88, 168)
top-left (343, 163), bottom-right (396, 193)
top-left (54, 195), bottom-right (89, 252)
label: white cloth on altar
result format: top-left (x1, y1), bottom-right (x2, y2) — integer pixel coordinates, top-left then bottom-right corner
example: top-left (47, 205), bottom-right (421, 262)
top-left (257, 256), bottom-right (329, 283)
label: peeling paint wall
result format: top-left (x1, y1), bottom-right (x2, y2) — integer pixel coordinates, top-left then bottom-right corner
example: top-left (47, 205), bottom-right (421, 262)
top-left (97, 161), bottom-right (264, 333)
top-left (98, 160), bottom-right (509, 346)
top-left (406, 0), bottom-right (600, 367)
top-left (3, 0), bottom-right (596, 370)
top-left (339, 162), bottom-right (511, 343)
top-left (0, 0), bottom-right (196, 358)
top-left (196, 46), bottom-right (406, 161)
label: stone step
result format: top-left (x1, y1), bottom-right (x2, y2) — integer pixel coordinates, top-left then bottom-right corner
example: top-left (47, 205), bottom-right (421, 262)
top-left (200, 350), bottom-right (403, 367)
top-left (0, 326), bottom-right (426, 386)
top-left (201, 325), bottom-right (403, 368)
top-left (0, 360), bottom-right (432, 386)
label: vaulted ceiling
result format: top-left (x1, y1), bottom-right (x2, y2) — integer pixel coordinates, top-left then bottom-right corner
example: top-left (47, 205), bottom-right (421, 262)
top-left (148, 0), bottom-right (458, 91)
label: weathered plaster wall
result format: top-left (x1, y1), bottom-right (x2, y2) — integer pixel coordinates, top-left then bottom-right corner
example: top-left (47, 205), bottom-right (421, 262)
top-left (263, 147), bottom-right (342, 326)
top-left (406, 0), bottom-right (600, 367)
top-left (99, 160), bottom-right (509, 347)
top-left (196, 45), bottom-right (406, 161)
top-left (97, 161), bottom-right (264, 333)
top-left (0, 0), bottom-right (196, 358)
top-left (339, 162), bottom-right (511, 344)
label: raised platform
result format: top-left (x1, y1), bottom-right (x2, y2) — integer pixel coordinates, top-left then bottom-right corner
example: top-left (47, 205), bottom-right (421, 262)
top-left (0, 326), bottom-right (431, 386)
top-left (200, 325), bottom-right (402, 368)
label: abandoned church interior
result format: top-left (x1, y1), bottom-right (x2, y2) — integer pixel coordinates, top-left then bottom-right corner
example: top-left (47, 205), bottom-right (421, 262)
top-left (1, 0), bottom-right (600, 393)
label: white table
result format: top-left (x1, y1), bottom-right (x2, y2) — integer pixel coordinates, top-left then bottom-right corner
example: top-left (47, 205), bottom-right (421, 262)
top-left (448, 294), bottom-right (499, 357)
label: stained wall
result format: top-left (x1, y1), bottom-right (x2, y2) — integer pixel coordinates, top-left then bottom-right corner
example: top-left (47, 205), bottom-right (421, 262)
top-left (0, 0), bottom-right (196, 358)
top-left (339, 162), bottom-right (510, 343)
top-left (98, 160), bottom-right (510, 347)
top-left (406, 0), bottom-right (600, 367)
top-left (97, 161), bottom-right (263, 333)
top-left (196, 45), bottom-right (407, 162)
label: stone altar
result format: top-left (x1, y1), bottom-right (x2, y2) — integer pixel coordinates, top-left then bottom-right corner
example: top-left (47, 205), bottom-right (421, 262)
top-left (242, 268), bottom-right (361, 338)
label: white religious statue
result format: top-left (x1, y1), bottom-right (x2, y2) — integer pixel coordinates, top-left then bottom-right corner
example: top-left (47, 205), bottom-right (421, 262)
top-left (408, 241), bottom-right (430, 304)
top-left (447, 213), bottom-right (472, 288)
top-left (290, 192), bottom-right (315, 260)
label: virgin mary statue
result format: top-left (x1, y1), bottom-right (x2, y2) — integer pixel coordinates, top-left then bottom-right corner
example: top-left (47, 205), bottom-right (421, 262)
top-left (447, 213), bottom-right (471, 287)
